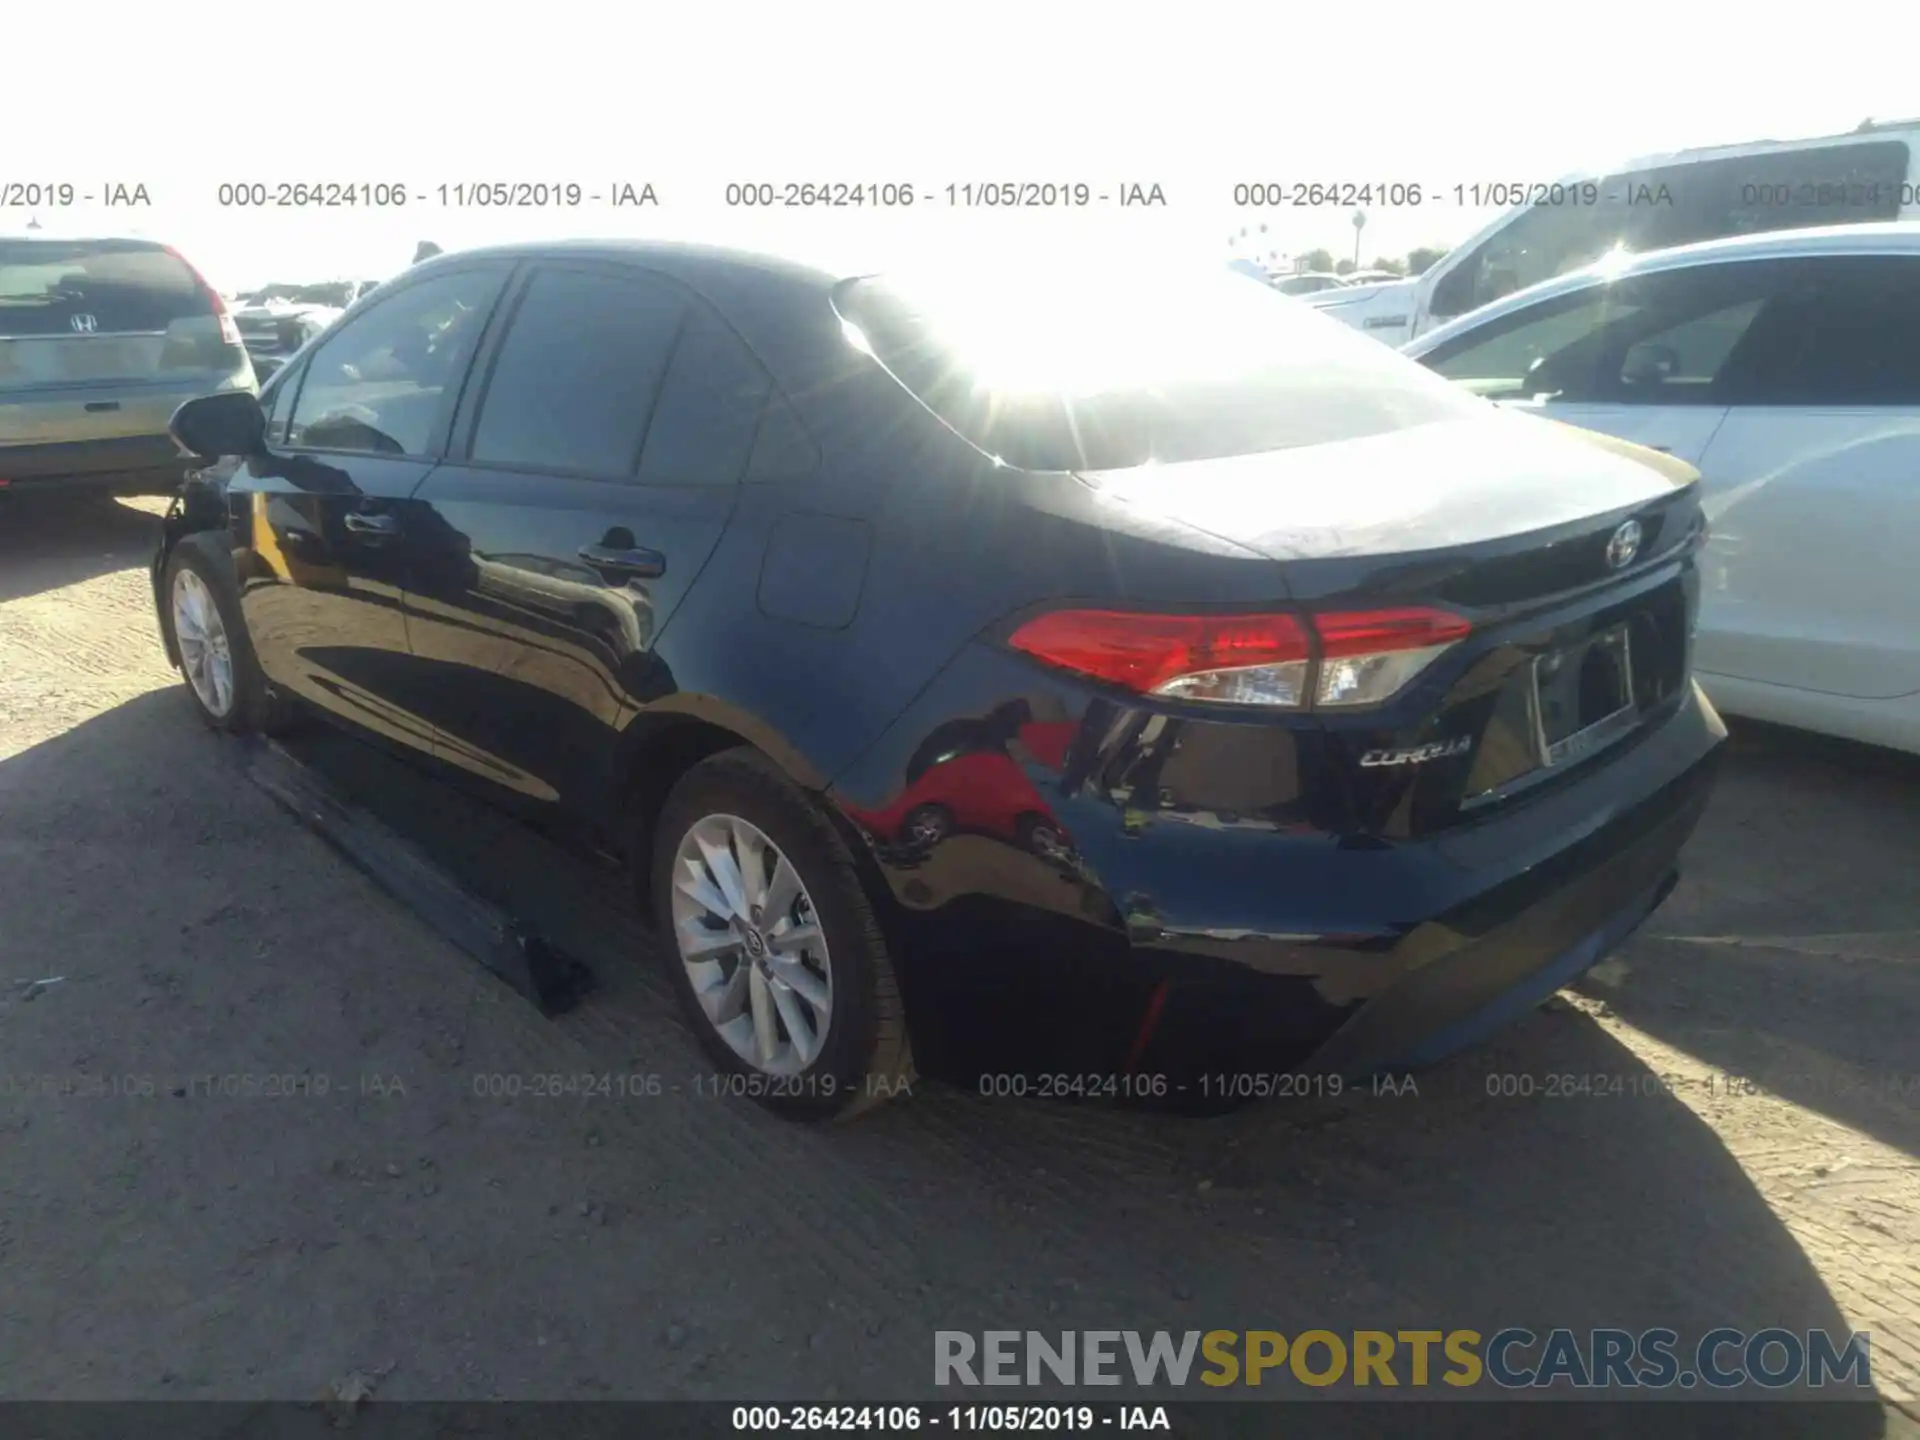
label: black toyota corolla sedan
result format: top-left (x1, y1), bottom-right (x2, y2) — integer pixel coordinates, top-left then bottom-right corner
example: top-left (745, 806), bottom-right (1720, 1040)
top-left (152, 241), bottom-right (1725, 1117)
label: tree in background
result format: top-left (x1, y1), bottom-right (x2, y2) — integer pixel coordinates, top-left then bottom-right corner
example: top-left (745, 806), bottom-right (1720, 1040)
top-left (1405, 246), bottom-right (1450, 276)
top-left (1367, 257), bottom-right (1409, 277)
top-left (1334, 258), bottom-right (1355, 275)
top-left (1298, 247), bottom-right (1335, 274)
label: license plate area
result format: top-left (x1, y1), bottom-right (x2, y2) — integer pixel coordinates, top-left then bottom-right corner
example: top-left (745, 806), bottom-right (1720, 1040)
top-left (1532, 624), bottom-right (1637, 768)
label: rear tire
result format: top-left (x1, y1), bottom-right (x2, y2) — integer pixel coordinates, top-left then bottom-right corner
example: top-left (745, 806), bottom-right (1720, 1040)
top-left (650, 748), bottom-right (914, 1120)
top-left (162, 542), bottom-right (298, 736)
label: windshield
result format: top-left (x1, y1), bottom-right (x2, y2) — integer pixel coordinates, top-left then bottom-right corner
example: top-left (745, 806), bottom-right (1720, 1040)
top-left (835, 266), bottom-right (1481, 472)
top-left (0, 239), bottom-right (207, 337)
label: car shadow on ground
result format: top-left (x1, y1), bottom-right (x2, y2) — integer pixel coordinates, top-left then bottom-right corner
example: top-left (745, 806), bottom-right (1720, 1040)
top-left (277, 719), bottom-right (1889, 1428)
top-left (0, 692), bottom-right (1903, 1433)
top-left (1586, 721), bottom-right (1920, 1159)
top-left (0, 495), bottom-right (165, 604)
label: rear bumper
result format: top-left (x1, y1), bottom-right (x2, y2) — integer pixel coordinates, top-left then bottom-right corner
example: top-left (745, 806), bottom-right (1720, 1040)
top-left (1300, 754), bottom-right (1710, 1077)
top-left (1094, 703), bottom-right (1717, 1081)
top-left (0, 435), bottom-right (190, 496)
top-left (832, 639), bottom-right (1726, 1081)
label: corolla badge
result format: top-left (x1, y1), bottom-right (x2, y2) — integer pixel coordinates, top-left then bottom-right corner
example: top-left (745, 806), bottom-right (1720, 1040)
top-left (1605, 519), bottom-right (1643, 570)
top-left (1359, 736), bottom-right (1474, 768)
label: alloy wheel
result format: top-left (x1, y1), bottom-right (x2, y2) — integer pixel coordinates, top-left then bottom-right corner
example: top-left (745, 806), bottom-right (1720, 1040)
top-left (172, 569), bottom-right (235, 719)
top-left (669, 813), bottom-right (834, 1075)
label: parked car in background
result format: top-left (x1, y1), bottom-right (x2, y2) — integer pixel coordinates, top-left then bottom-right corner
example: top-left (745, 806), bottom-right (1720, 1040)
top-left (1340, 269), bottom-right (1403, 287)
top-left (1405, 223), bottom-right (1920, 756)
top-left (1308, 119), bottom-right (1920, 345)
top-left (0, 234), bottom-right (254, 501)
top-left (152, 243), bottom-right (1722, 1117)
top-left (232, 279), bottom-right (381, 380)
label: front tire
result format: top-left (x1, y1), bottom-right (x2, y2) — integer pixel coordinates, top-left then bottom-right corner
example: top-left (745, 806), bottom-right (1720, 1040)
top-left (650, 748), bottom-right (913, 1120)
top-left (162, 542), bottom-right (297, 735)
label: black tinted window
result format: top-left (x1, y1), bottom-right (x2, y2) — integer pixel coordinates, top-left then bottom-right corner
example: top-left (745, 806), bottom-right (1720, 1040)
top-left (1714, 256), bottom-right (1920, 406)
top-left (0, 239), bottom-right (209, 336)
top-left (288, 269), bottom-right (501, 457)
top-left (637, 308), bottom-right (771, 484)
top-left (1431, 141), bottom-right (1910, 319)
top-left (472, 269), bottom-right (686, 477)
top-left (837, 268), bottom-right (1481, 472)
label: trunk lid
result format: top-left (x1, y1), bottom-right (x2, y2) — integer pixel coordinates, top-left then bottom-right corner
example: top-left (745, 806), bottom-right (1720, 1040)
top-left (1080, 410), bottom-right (1707, 838)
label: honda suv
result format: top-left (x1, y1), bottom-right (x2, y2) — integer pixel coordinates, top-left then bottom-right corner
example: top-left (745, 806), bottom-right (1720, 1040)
top-left (1, 235), bottom-right (254, 500)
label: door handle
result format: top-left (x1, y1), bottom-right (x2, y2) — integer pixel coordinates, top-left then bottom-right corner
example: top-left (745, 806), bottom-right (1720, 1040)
top-left (343, 511), bottom-right (401, 537)
top-left (1648, 445), bottom-right (1673, 453)
top-left (578, 544), bottom-right (665, 579)
top-left (84, 400), bottom-right (121, 413)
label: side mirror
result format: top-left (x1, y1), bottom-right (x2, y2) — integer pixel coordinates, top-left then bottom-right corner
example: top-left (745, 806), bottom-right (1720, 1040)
top-left (170, 390), bottom-right (266, 460)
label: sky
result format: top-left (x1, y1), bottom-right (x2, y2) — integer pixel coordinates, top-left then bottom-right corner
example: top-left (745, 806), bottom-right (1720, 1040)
top-left (8, 1), bottom-right (1917, 289)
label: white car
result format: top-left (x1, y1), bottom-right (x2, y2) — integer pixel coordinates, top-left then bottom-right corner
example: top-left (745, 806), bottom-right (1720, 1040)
top-left (1403, 222), bottom-right (1920, 755)
top-left (1307, 119), bottom-right (1920, 346)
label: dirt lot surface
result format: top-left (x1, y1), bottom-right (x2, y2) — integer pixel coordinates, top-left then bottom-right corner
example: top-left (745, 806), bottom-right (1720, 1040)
top-left (3, 497), bottom-right (1917, 1435)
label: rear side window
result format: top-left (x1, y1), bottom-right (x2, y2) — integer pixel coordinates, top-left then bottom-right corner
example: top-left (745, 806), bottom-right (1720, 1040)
top-left (1714, 255), bottom-right (1920, 406)
top-left (835, 268), bottom-right (1481, 472)
top-left (471, 267), bottom-right (772, 484)
top-left (0, 239), bottom-right (208, 336)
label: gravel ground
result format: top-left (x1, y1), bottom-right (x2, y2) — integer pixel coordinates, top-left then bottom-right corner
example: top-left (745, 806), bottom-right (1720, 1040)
top-left (2, 497), bottom-right (1916, 1435)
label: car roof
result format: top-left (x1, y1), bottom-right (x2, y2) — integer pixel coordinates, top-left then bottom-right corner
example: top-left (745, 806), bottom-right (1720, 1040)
top-left (419, 238), bottom-right (844, 294)
top-left (407, 239), bottom-right (850, 386)
top-left (0, 232), bottom-right (171, 248)
top-left (1407, 221), bottom-right (1920, 352)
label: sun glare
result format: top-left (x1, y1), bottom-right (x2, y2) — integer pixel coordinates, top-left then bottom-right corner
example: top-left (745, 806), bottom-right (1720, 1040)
top-left (885, 264), bottom-right (1296, 399)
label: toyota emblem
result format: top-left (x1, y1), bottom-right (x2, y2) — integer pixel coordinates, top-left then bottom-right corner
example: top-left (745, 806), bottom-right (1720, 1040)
top-left (1605, 519), bottom-right (1643, 570)
top-left (70, 313), bottom-right (98, 333)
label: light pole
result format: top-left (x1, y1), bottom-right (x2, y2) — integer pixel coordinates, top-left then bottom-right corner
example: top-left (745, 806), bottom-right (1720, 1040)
top-left (1351, 209), bottom-right (1367, 269)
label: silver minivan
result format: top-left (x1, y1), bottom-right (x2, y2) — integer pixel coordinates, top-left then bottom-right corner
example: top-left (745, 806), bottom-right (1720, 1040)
top-left (0, 235), bottom-right (255, 499)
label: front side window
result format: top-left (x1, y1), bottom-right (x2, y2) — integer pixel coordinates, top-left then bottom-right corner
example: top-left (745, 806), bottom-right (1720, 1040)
top-left (1428, 140), bottom-right (1910, 321)
top-left (1422, 261), bottom-right (1787, 406)
top-left (287, 267), bottom-right (502, 457)
top-left (835, 266), bottom-right (1483, 473)
top-left (258, 358), bottom-right (301, 445)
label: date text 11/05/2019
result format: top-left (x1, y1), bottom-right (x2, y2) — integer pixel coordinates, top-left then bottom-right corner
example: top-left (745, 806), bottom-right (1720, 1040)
top-left (722, 183), bottom-right (1167, 208)
top-left (212, 182), bottom-right (659, 209)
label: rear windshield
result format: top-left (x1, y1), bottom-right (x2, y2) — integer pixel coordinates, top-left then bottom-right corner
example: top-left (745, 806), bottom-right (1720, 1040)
top-left (834, 267), bottom-right (1482, 472)
top-left (0, 240), bottom-right (208, 338)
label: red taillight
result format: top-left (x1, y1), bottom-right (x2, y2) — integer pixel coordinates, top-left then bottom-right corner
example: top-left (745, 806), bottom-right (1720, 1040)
top-left (164, 245), bottom-right (242, 347)
top-left (164, 245), bottom-right (226, 313)
top-left (1313, 608), bottom-right (1472, 657)
top-left (1008, 606), bottom-right (1470, 710)
top-left (1010, 610), bottom-right (1313, 706)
